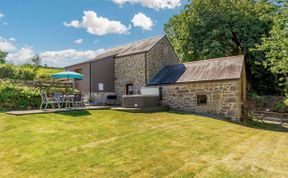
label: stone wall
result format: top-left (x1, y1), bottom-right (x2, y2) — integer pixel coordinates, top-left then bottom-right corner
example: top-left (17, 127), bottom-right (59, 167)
top-left (160, 79), bottom-right (242, 120)
top-left (146, 36), bottom-right (179, 82)
top-left (115, 53), bottom-right (146, 103)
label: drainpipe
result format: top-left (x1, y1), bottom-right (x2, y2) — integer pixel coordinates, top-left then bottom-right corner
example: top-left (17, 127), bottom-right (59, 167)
top-left (89, 62), bottom-right (92, 101)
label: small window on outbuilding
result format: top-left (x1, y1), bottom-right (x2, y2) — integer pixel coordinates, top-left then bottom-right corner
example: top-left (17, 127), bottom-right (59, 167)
top-left (197, 95), bottom-right (207, 105)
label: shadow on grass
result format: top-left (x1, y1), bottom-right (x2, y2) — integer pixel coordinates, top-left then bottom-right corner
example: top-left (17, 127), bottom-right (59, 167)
top-left (171, 111), bottom-right (288, 133)
top-left (244, 119), bottom-right (288, 132)
top-left (56, 110), bottom-right (92, 117)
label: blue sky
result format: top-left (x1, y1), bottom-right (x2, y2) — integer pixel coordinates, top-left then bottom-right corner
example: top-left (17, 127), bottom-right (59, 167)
top-left (0, 0), bottom-right (187, 67)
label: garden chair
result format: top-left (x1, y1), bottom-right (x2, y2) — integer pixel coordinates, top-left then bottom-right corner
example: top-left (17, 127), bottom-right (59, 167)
top-left (73, 93), bottom-right (84, 108)
top-left (40, 91), bottom-right (57, 110)
top-left (62, 93), bottom-right (74, 109)
top-left (53, 92), bottom-right (66, 109)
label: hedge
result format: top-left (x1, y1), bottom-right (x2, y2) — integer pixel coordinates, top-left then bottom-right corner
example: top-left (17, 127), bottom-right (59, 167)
top-left (0, 81), bottom-right (41, 110)
top-left (0, 64), bottom-right (36, 80)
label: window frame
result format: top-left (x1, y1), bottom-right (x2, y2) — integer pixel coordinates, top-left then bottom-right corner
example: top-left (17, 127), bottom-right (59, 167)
top-left (126, 84), bottom-right (134, 95)
top-left (197, 95), bottom-right (207, 105)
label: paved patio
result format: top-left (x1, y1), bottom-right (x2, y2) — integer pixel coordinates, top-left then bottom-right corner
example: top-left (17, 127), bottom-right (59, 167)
top-left (6, 106), bottom-right (111, 116)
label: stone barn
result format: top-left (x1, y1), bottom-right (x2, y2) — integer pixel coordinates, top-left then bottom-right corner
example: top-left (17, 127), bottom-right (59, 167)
top-left (65, 35), bottom-right (246, 121)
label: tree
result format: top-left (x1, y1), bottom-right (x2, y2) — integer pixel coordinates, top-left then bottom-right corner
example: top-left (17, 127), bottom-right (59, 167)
top-left (30, 55), bottom-right (42, 67)
top-left (0, 50), bottom-right (8, 64)
top-left (164, 0), bottom-right (282, 94)
top-left (255, 1), bottom-right (288, 95)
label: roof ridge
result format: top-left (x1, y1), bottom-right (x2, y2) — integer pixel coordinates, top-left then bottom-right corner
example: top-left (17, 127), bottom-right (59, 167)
top-left (183, 55), bottom-right (244, 65)
top-left (99, 34), bottom-right (165, 53)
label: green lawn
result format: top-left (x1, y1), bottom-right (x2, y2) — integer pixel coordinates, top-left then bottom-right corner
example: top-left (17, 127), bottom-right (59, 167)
top-left (35, 67), bottom-right (63, 79)
top-left (0, 110), bottom-right (287, 178)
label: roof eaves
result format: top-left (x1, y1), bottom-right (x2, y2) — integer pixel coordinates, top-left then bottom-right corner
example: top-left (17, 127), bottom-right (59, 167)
top-left (115, 50), bottom-right (149, 58)
top-left (65, 55), bottom-right (116, 68)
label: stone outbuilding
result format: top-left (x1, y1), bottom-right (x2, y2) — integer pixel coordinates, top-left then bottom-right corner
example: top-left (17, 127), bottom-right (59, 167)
top-left (149, 55), bottom-right (246, 120)
top-left (65, 35), bottom-right (246, 120)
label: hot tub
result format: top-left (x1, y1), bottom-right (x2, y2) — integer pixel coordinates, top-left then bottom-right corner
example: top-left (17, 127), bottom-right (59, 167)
top-left (122, 95), bottom-right (160, 108)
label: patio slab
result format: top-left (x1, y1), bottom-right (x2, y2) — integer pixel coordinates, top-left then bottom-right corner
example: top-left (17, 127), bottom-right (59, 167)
top-left (111, 105), bottom-right (169, 113)
top-left (6, 106), bottom-right (111, 116)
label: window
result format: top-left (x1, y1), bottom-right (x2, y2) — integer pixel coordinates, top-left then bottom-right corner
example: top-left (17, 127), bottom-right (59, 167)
top-left (98, 83), bottom-right (104, 91)
top-left (197, 95), bottom-right (207, 105)
top-left (126, 84), bottom-right (133, 95)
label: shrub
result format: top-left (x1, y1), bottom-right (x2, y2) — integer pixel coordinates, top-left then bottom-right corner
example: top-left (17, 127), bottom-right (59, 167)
top-left (0, 64), bottom-right (15, 79)
top-left (15, 67), bottom-right (37, 80)
top-left (0, 81), bottom-right (41, 110)
top-left (247, 92), bottom-right (288, 113)
top-left (272, 100), bottom-right (288, 113)
top-left (285, 98), bottom-right (288, 106)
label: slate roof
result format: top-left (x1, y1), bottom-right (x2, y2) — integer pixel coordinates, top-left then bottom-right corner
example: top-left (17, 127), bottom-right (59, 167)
top-left (66, 35), bottom-right (165, 67)
top-left (149, 55), bottom-right (244, 85)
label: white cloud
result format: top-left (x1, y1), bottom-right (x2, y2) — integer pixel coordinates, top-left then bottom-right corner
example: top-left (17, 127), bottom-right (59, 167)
top-left (0, 12), bottom-right (4, 19)
top-left (0, 36), bottom-right (106, 66)
top-left (64, 11), bottom-right (131, 36)
top-left (63, 20), bottom-right (81, 28)
top-left (9, 38), bottom-right (16, 42)
top-left (73, 39), bottom-right (83, 44)
top-left (112, 0), bottom-right (181, 10)
top-left (131, 12), bottom-right (154, 30)
top-left (0, 37), bottom-right (17, 52)
top-left (6, 47), bottom-right (34, 64)
top-left (40, 48), bottom-right (105, 66)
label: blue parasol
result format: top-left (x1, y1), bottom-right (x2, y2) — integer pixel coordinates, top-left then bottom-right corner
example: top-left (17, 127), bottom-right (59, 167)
top-left (52, 71), bottom-right (83, 80)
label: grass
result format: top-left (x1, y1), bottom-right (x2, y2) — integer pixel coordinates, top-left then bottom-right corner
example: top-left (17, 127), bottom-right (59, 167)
top-left (0, 110), bottom-right (287, 177)
top-left (36, 67), bottom-right (63, 79)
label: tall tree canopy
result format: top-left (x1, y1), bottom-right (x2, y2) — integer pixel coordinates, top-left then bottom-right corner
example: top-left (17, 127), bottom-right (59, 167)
top-left (30, 55), bottom-right (42, 67)
top-left (164, 0), bottom-right (285, 95)
top-left (255, 1), bottom-right (288, 94)
top-left (0, 50), bottom-right (8, 64)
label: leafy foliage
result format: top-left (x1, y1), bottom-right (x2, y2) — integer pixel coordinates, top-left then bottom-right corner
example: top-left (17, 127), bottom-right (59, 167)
top-left (165, 0), bottom-right (276, 61)
top-left (0, 81), bottom-right (41, 110)
top-left (272, 100), bottom-right (288, 113)
top-left (29, 54), bottom-right (42, 67)
top-left (247, 92), bottom-right (288, 112)
top-left (0, 63), bottom-right (62, 80)
top-left (0, 50), bottom-right (8, 64)
top-left (35, 67), bottom-right (62, 79)
top-left (255, 2), bottom-right (288, 95)
top-left (164, 0), bottom-right (285, 95)
top-left (0, 64), bottom-right (36, 80)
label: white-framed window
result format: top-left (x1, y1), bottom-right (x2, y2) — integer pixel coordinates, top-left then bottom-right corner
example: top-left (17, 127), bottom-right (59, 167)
top-left (126, 84), bottom-right (133, 95)
top-left (98, 83), bottom-right (104, 91)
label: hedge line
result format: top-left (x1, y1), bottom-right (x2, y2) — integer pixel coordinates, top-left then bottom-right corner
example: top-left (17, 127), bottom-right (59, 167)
top-left (0, 64), bottom-right (36, 80)
top-left (0, 81), bottom-right (41, 111)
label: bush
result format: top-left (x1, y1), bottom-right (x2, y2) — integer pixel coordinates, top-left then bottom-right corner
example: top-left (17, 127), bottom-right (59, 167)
top-left (248, 92), bottom-right (288, 113)
top-left (272, 100), bottom-right (288, 113)
top-left (0, 81), bottom-right (41, 110)
top-left (0, 64), bottom-right (36, 80)
top-left (35, 67), bottom-right (62, 79)
top-left (285, 98), bottom-right (288, 106)
top-left (0, 64), bottom-right (15, 79)
top-left (15, 67), bottom-right (37, 80)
